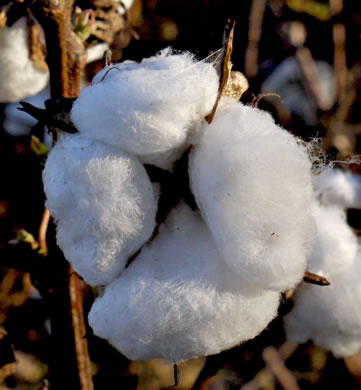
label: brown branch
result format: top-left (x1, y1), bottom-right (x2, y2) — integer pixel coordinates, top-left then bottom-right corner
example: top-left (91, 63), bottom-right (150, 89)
top-left (29, 0), bottom-right (86, 98)
top-left (69, 273), bottom-right (94, 390)
top-left (24, 2), bottom-right (93, 390)
top-left (303, 271), bottom-right (330, 286)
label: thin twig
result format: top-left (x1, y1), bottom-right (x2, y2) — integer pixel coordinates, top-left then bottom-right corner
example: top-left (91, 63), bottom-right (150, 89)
top-left (38, 208), bottom-right (51, 256)
top-left (69, 272), bottom-right (94, 390)
top-left (296, 47), bottom-right (333, 111)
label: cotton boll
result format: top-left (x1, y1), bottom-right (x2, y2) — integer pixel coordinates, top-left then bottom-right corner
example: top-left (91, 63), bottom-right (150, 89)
top-left (308, 201), bottom-right (358, 278)
top-left (43, 133), bottom-right (157, 286)
top-left (284, 253), bottom-right (361, 358)
top-left (315, 168), bottom-right (361, 209)
top-left (71, 49), bottom-right (219, 169)
top-left (0, 18), bottom-right (49, 103)
top-left (89, 204), bottom-right (280, 362)
top-left (190, 99), bottom-right (315, 292)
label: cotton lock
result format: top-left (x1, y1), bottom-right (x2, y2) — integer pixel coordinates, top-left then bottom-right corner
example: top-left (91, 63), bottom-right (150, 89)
top-left (70, 49), bottom-right (219, 170)
top-left (190, 98), bottom-right (315, 292)
top-left (89, 204), bottom-right (280, 362)
top-left (43, 134), bottom-right (157, 286)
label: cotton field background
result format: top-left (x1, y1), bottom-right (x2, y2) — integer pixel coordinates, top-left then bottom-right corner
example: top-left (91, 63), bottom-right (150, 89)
top-left (0, 0), bottom-right (361, 389)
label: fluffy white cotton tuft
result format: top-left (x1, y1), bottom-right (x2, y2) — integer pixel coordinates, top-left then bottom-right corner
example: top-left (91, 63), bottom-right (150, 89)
top-left (0, 18), bottom-right (49, 103)
top-left (315, 168), bottom-right (361, 209)
top-left (71, 49), bottom-right (219, 169)
top-left (284, 254), bottom-right (361, 358)
top-left (89, 204), bottom-right (280, 362)
top-left (307, 201), bottom-right (358, 278)
top-left (189, 99), bottom-right (315, 292)
top-left (285, 170), bottom-right (361, 357)
top-left (43, 134), bottom-right (157, 286)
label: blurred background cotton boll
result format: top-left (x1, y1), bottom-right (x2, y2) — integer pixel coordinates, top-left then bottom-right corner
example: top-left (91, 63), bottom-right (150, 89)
top-left (0, 17), bottom-right (49, 103)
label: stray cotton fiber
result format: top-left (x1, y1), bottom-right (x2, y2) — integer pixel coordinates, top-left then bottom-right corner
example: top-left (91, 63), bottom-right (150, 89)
top-left (71, 49), bottom-right (219, 169)
top-left (89, 204), bottom-right (280, 362)
top-left (0, 17), bottom-right (48, 103)
top-left (43, 133), bottom-right (157, 286)
top-left (190, 98), bottom-right (315, 292)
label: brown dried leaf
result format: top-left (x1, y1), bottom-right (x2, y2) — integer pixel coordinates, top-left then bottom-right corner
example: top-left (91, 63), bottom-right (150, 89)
top-left (303, 271), bottom-right (330, 286)
top-left (0, 7), bottom-right (7, 29)
top-left (223, 71), bottom-right (249, 100)
top-left (205, 19), bottom-right (236, 124)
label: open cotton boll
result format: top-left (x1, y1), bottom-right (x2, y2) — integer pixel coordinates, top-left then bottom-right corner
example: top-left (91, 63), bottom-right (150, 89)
top-left (284, 253), bottom-right (361, 358)
top-left (71, 49), bottom-right (219, 169)
top-left (308, 201), bottom-right (358, 278)
top-left (0, 18), bottom-right (49, 103)
top-left (315, 168), bottom-right (361, 209)
top-left (189, 99), bottom-right (315, 292)
top-left (89, 204), bottom-right (280, 362)
top-left (43, 134), bottom-right (157, 286)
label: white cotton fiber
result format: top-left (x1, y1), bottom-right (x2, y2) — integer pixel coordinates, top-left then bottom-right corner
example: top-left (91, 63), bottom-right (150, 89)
top-left (284, 253), bottom-right (361, 358)
top-left (43, 133), bottom-right (157, 286)
top-left (0, 18), bottom-right (49, 103)
top-left (71, 49), bottom-right (219, 169)
top-left (189, 99), bottom-right (315, 292)
top-left (308, 201), bottom-right (358, 278)
top-left (89, 204), bottom-right (280, 362)
top-left (315, 168), bottom-right (361, 209)
top-left (285, 174), bottom-right (361, 357)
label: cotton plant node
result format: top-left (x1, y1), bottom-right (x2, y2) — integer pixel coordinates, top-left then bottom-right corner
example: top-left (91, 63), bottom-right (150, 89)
top-left (285, 169), bottom-right (361, 358)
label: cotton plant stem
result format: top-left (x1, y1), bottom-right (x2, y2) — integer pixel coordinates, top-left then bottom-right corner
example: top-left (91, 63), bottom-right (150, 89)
top-left (26, 1), bottom-right (93, 389)
top-left (69, 273), bottom-right (94, 390)
top-left (29, 0), bottom-right (86, 98)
